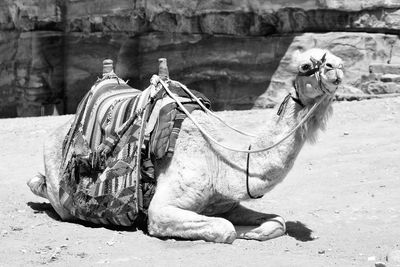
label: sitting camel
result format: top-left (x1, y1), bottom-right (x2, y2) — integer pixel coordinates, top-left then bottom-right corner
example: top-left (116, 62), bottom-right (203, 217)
top-left (28, 48), bottom-right (344, 243)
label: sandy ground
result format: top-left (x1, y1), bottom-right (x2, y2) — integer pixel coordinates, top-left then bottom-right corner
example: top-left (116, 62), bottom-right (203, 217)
top-left (0, 98), bottom-right (400, 266)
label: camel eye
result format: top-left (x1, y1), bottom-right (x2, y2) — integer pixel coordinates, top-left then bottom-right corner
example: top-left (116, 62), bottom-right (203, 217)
top-left (326, 63), bottom-right (333, 69)
top-left (300, 64), bottom-right (311, 72)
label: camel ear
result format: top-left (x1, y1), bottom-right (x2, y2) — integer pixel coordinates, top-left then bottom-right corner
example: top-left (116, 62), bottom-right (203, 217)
top-left (291, 49), bottom-right (303, 71)
top-left (310, 56), bottom-right (319, 66)
top-left (320, 53), bottom-right (326, 64)
top-left (310, 53), bottom-right (326, 68)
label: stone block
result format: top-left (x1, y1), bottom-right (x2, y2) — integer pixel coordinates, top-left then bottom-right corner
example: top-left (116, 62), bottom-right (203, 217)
top-left (1, 0), bottom-right (62, 31)
top-left (369, 63), bottom-right (400, 75)
top-left (380, 73), bottom-right (400, 82)
top-left (336, 84), bottom-right (364, 95)
top-left (362, 81), bottom-right (400, 94)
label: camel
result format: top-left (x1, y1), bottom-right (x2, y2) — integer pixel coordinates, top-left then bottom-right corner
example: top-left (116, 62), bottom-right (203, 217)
top-left (28, 48), bottom-right (344, 244)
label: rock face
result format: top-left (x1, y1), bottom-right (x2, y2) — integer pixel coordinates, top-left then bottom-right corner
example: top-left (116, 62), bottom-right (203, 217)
top-left (361, 63), bottom-right (400, 94)
top-left (0, 0), bottom-right (63, 117)
top-left (1, 0), bottom-right (400, 117)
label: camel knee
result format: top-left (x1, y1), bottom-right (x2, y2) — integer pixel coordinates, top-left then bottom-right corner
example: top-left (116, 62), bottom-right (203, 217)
top-left (211, 217), bottom-right (237, 243)
top-left (236, 215), bottom-right (286, 241)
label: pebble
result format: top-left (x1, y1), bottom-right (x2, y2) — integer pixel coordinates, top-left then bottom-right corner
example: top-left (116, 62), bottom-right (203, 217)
top-left (343, 132), bottom-right (349, 135)
top-left (375, 262), bottom-right (386, 267)
top-left (368, 256), bottom-right (376, 261)
top-left (10, 226), bottom-right (23, 231)
top-left (49, 247), bottom-right (62, 262)
top-left (97, 259), bottom-right (110, 264)
top-left (1, 230), bottom-right (8, 236)
top-left (387, 250), bottom-right (400, 264)
top-left (77, 252), bottom-right (88, 258)
top-left (106, 240), bottom-right (115, 246)
top-left (318, 250), bottom-right (325, 254)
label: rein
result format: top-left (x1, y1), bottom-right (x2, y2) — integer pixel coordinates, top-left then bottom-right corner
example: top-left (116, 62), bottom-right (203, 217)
top-left (159, 77), bottom-right (327, 154)
top-left (156, 53), bottom-right (335, 198)
top-left (170, 80), bottom-right (257, 137)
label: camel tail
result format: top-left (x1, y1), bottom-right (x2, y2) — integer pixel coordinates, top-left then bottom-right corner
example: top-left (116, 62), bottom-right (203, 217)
top-left (27, 173), bottom-right (48, 199)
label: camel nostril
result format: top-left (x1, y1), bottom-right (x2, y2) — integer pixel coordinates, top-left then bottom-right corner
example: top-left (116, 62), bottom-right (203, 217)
top-left (333, 78), bottom-right (342, 85)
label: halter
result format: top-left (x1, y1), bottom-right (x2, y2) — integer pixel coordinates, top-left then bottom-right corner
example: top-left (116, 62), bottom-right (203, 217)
top-left (277, 53), bottom-right (328, 116)
top-left (308, 53), bottom-right (338, 95)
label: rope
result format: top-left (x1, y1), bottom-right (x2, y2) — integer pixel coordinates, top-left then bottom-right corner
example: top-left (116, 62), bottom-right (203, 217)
top-left (246, 144), bottom-right (263, 199)
top-left (171, 79), bottom-right (257, 137)
top-left (136, 89), bottom-right (153, 212)
top-left (158, 78), bottom-right (328, 154)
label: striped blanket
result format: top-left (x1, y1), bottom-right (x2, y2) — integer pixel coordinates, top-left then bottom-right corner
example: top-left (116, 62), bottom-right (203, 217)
top-left (58, 75), bottom-right (209, 226)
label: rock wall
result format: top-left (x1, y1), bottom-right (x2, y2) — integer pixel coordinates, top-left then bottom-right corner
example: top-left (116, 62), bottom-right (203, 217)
top-left (1, 0), bottom-right (400, 117)
top-left (0, 0), bottom-right (63, 117)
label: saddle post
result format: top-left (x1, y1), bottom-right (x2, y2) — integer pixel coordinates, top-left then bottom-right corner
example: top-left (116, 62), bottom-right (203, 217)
top-left (136, 58), bottom-right (170, 212)
top-left (158, 58), bottom-right (169, 81)
top-left (102, 59), bottom-right (114, 76)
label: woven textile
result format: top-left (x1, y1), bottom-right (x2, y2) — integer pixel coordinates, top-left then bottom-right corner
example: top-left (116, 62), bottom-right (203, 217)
top-left (59, 78), bottom-right (146, 226)
top-left (58, 77), bottom-right (210, 226)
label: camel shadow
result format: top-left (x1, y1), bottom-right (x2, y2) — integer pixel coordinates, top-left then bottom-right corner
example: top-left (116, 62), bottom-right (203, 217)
top-left (27, 202), bottom-right (313, 242)
top-left (26, 202), bottom-right (147, 233)
top-left (27, 202), bottom-right (62, 221)
top-left (285, 221), bottom-right (315, 242)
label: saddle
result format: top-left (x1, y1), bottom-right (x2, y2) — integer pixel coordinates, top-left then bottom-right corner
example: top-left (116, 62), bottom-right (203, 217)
top-left (58, 73), bottom-right (210, 226)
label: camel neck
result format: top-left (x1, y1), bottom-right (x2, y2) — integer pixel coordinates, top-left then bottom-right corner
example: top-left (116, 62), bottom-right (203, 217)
top-left (246, 97), bottom-right (331, 197)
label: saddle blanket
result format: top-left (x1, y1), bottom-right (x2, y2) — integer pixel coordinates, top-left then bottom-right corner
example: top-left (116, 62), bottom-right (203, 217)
top-left (58, 75), bottom-right (209, 226)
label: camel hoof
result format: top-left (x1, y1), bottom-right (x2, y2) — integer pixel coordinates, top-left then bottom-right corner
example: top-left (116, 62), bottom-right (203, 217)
top-left (213, 218), bottom-right (237, 243)
top-left (256, 216), bottom-right (286, 240)
top-left (238, 216), bottom-right (286, 241)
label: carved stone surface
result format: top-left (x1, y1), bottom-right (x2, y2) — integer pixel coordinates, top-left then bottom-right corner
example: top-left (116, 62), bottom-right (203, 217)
top-left (1, 0), bottom-right (400, 117)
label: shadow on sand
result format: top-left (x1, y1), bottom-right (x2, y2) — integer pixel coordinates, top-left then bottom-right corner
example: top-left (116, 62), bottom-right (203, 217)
top-left (27, 202), bottom-right (314, 242)
top-left (285, 221), bottom-right (315, 242)
top-left (27, 201), bottom-right (147, 233)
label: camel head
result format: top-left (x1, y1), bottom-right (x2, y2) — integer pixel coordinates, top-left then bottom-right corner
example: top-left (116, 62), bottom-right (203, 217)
top-left (293, 48), bottom-right (344, 105)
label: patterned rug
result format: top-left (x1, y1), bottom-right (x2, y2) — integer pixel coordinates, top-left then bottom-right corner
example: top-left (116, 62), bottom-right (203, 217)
top-left (58, 76), bottom-right (210, 226)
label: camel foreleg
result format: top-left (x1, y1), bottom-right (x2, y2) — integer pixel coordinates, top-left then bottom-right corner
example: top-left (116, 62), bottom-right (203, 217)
top-left (147, 204), bottom-right (237, 243)
top-left (219, 204), bottom-right (286, 241)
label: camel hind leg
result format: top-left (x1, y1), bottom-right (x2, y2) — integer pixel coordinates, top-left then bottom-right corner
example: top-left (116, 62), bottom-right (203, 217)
top-left (27, 171), bottom-right (72, 221)
top-left (219, 203), bottom-right (286, 241)
top-left (27, 119), bottom-right (74, 221)
top-left (27, 173), bottom-right (48, 199)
